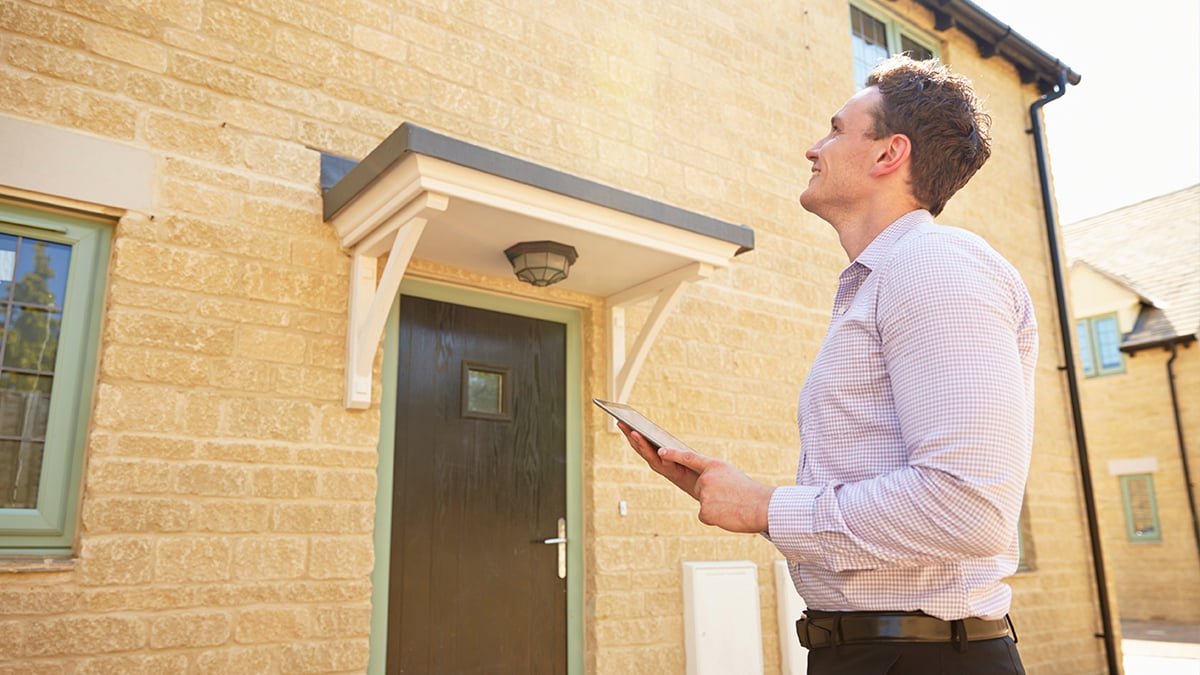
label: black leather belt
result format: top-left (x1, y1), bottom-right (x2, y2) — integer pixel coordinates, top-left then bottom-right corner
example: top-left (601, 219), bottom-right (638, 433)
top-left (796, 611), bottom-right (1014, 651)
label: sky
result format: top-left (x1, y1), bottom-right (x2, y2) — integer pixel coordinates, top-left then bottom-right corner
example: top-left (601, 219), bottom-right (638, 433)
top-left (979, 0), bottom-right (1200, 223)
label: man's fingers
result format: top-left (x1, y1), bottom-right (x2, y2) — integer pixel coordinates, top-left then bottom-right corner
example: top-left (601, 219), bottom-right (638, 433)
top-left (617, 422), bottom-right (706, 478)
top-left (620, 426), bottom-right (652, 452)
top-left (657, 447), bottom-right (709, 473)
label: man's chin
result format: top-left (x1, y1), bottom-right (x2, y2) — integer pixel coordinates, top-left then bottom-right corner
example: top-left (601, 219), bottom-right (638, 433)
top-left (799, 190), bottom-right (820, 215)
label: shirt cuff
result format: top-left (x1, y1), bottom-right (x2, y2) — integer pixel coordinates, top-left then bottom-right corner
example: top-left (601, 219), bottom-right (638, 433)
top-left (767, 484), bottom-right (825, 561)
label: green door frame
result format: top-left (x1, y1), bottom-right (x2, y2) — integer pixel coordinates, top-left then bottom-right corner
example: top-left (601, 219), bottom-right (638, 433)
top-left (367, 278), bottom-right (584, 674)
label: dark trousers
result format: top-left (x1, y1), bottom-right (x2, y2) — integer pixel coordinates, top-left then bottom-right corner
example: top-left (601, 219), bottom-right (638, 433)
top-left (807, 635), bottom-right (1026, 675)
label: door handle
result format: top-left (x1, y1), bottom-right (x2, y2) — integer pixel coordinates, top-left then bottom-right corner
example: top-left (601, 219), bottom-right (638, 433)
top-left (541, 517), bottom-right (566, 579)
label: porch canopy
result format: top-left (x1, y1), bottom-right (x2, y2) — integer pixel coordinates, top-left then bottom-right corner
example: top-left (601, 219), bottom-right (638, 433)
top-left (322, 124), bottom-right (755, 409)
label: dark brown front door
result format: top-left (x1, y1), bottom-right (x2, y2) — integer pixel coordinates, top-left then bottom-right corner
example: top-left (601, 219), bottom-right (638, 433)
top-left (388, 295), bottom-right (567, 674)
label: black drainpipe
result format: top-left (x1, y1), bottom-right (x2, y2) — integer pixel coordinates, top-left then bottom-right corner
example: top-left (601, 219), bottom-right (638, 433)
top-left (1030, 71), bottom-right (1122, 675)
top-left (1164, 341), bottom-right (1200, 563)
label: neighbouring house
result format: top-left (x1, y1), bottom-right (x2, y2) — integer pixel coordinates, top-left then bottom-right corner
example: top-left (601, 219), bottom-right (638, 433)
top-left (0, 0), bottom-right (1124, 672)
top-left (1064, 184), bottom-right (1200, 625)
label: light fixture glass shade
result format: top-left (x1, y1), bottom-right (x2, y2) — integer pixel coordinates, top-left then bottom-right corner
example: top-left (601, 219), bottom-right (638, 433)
top-left (504, 241), bottom-right (578, 287)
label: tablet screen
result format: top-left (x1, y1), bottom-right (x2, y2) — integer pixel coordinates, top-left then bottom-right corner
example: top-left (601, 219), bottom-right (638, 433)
top-left (593, 398), bottom-right (695, 453)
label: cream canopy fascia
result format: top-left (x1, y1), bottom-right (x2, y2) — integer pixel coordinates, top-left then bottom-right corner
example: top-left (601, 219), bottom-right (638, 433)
top-left (322, 124), bottom-right (754, 409)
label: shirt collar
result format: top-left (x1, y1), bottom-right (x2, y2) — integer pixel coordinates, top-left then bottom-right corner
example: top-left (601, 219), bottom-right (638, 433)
top-left (853, 209), bottom-right (933, 272)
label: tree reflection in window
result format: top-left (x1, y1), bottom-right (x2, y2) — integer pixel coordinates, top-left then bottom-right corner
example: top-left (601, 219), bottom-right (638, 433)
top-left (0, 233), bottom-right (70, 509)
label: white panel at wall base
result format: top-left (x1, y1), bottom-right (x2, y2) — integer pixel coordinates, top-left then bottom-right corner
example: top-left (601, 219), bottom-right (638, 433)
top-left (774, 559), bottom-right (809, 675)
top-left (682, 561), bottom-right (764, 675)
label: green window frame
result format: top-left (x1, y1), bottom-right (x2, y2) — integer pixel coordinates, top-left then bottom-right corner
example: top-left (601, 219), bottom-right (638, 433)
top-left (1119, 474), bottom-right (1162, 543)
top-left (0, 199), bottom-right (111, 555)
top-left (849, 0), bottom-right (939, 88)
top-left (1076, 313), bottom-right (1125, 378)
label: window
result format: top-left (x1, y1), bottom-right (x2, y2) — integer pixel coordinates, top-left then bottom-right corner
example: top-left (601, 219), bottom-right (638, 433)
top-left (850, 1), bottom-right (937, 87)
top-left (1016, 500), bottom-right (1035, 572)
top-left (0, 199), bottom-right (111, 554)
top-left (461, 361), bottom-right (512, 421)
top-left (1076, 313), bottom-right (1125, 377)
top-left (1120, 474), bottom-right (1162, 543)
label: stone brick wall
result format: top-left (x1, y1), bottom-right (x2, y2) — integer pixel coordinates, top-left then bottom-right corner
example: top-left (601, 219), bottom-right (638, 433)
top-left (0, 0), bottom-right (1113, 672)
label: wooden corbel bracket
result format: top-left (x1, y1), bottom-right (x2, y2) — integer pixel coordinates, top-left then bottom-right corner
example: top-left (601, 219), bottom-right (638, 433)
top-left (343, 191), bottom-right (449, 408)
top-left (606, 261), bottom-right (714, 415)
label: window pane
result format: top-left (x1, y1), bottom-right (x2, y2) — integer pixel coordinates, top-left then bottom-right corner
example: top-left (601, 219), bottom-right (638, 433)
top-left (1076, 320), bottom-right (1095, 377)
top-left (467, 369), bottom-right (504, 415)
top-left (900, 34), bottom-right (933, 61)
top-left (0, 376), bottom-right (53, 508)
top-left (11, 239), bottom-right (72, 308)
top-left (0, 233), bottom-right (67, 513)
top-left (1016, 501), bottom-right (1035, 572)
top-left (0, 234), bottom-right (17, 301)
top-left (1094, 316), bottom-right (1124, 371)
top-left (850, 6), bottom-right (888, 47)
top-left (850, 6), bottom-right (889, 87)
top-left (1123, 475), bottom-right (1160, 540)
top-left (0, 387), bottom-right (51, 438)
top-left (0, 437), bottom-right (46, 509)
top-left (2, 307), bottom-right (63, 373)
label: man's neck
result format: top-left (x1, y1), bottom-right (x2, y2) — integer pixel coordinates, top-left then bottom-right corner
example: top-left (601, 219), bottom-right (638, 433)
top-left (834, 203), bottom-right (918, 261)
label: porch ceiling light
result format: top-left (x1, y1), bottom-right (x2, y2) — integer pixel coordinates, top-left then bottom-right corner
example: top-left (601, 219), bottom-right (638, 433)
top-left (504, 240), bottom-right (578, 287)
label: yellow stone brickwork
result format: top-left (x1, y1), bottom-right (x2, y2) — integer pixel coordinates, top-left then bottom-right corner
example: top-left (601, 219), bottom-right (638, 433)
top-left (0, 0), bottom-right (1113, 672)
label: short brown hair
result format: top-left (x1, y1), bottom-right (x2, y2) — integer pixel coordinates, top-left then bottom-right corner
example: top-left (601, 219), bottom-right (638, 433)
top-left (866, 55), bottom-right (992, 216)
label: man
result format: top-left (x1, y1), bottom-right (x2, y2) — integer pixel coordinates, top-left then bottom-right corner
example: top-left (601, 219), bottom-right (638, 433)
top-left (619, 55), bottom-right (1036, 674)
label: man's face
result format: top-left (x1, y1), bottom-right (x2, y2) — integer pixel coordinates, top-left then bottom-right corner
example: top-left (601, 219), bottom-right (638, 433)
top-left (799, 87), bottom-right (887, 221)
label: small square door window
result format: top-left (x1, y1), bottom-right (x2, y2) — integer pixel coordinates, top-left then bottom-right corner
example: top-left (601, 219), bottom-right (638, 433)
top-left (462, 362), bottom-right (512, 421)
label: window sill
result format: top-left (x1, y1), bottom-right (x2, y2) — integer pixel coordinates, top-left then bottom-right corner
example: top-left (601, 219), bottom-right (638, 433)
top-left (0, 557), bottom-right (77, 573)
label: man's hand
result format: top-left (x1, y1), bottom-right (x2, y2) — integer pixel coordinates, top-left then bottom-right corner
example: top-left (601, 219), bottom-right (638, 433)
top-left (618, 421), bottom-right (699, 495)
top-left (618, 421), bottom-right (775, 534)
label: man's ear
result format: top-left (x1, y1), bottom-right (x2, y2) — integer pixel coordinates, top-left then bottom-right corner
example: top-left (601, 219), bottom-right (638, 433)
top-left (870, 133), bottom-right (911, 177)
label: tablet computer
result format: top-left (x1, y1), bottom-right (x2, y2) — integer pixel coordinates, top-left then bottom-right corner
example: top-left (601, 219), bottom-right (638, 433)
top-left (593, 398), bottom-right (695, 453)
